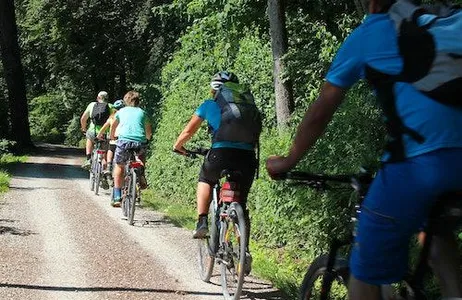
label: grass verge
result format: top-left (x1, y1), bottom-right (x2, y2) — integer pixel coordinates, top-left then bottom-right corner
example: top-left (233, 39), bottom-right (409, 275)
top-left (143, 189), bottom-right (300, 298)
top-left (0, 154), bottom-right (28, 193)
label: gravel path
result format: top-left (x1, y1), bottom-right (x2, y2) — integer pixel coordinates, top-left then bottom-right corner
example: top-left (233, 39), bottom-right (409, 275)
top-left (0, 144), bottom-right (286, 300)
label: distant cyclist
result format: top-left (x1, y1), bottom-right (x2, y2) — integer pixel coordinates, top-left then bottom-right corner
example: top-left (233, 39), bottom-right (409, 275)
top-left (97, 99), bottom-right (125, 188)
top-left (80, 91), bottom-right (113, 171)
top-left (267, 0), bottom-right (462, 299)
top-left (109, 91), bottom-right (152, 207)
top-left (173, 71), bottom-right (261, 274)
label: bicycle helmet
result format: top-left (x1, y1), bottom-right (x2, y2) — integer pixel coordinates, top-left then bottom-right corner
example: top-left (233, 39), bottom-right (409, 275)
top-left (97, 91), bottom-right (108, 100)
top-left (210, 71), bottom-right (239, 90)
top-left (113, 99), bottom-right (125, 110)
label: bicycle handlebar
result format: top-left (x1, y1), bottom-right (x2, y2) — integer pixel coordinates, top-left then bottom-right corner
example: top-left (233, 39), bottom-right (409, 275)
top-left (273, 169), bottom-right (374, 192)
top-left (173, 148), bottom-right (209, 159)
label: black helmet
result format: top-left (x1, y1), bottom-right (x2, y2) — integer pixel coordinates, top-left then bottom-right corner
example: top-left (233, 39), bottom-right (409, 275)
top-left (210, 71), bottom-right (239, 90)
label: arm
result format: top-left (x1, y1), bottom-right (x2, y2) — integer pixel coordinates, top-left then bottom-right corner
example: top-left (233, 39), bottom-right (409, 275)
top-left (109, 119), bottom-right (119, 140)
top-left (173, 115), bottom-right (203, 154)
top-left (80, 111), bottom-right (89, 132)
top-left (145, 122), bottom-right (152, 141)
top-left (266, 82), bottom-right (347, 174)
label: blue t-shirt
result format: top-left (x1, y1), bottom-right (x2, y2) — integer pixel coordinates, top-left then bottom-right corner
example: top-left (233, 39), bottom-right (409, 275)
top-left (115, 107), bottom-right (150, 143)
top-left (195, 100), bottom-right (254, 150)
top-left (326, 14), bottom-right (462, 161)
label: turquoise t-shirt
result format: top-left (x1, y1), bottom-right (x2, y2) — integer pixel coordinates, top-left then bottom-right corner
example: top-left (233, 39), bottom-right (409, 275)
top-left (195, 100), bottom-right (254, 150)
top-left (326, 14), bottom-right (462, 161)
top-left (115, 107), bottom-right (150, 143)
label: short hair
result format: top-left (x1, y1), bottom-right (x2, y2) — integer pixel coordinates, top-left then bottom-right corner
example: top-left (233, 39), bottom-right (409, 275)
top-left (123, 91), bottom-right (140, 106)
top-left (362, 0), bottom-right (395, 12)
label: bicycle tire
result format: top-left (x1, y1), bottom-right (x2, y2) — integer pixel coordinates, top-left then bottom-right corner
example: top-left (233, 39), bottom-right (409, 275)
top-left (94, 162), bottom-right (102, 195)
top-left (299, 254), bottom-right (349, 300)
top-left (197, 198), bottom-right (218, 282)
top-left (89, 157), bottom-right (95, 191)
top-left (127, 169), bottom-right (136, 225)
top-left (220, 202), bottom-right (247, 300)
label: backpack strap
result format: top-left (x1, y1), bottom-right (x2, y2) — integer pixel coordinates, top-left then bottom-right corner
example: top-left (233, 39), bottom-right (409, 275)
top-left (366, 66), bottom-right (425, 162)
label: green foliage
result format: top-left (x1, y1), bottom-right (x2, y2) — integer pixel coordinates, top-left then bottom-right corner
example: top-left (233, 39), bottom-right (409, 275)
top-left (29, 94), bottom-right (69, 143)
top-left (64, 115), bottom-right (84, 146)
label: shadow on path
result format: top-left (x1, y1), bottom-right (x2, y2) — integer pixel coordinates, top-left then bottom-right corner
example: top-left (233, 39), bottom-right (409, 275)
top-left (0, 283), bottom-right (222, 297)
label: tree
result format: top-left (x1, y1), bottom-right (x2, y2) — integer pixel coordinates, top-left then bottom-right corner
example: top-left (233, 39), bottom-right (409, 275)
top-left (267, 0), bottom-right (294, 129)
top-left (0, 0), bottom-right (32, 148)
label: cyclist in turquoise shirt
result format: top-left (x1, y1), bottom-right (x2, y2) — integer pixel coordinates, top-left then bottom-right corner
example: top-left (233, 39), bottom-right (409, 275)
top-left (110, 91), bottom-right (152, 207)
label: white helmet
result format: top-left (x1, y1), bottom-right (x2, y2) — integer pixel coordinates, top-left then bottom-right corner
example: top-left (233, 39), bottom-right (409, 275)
top-left (97, 91), bottom-right (108, 100)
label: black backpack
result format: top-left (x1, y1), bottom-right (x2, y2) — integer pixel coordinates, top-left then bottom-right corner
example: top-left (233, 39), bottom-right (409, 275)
top-left (213, 82), bottom-right (262, 147)
top-left (365, 0), bottom-right (462, 161)
top-left (90, 102), bottom-right (110, 126)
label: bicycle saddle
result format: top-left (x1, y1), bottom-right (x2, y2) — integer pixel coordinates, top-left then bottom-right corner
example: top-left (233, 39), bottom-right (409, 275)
top-left (220, 169), bottom-right (242, 180)
top-left (428, 191), bottom-right (462, 231)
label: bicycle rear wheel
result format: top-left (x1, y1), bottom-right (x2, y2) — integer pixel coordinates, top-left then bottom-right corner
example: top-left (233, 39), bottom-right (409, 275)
top-left (197, 199), bottom-right (218, 282)
top-left (299, 254), bottom-right (349, 300)
top-left (94, 162), bottom-right (102, 195)
top-left (220, 203), bottom-right (246, 300)
top-left (89, 158), bottom-right (95, 191)
top-left (127, 169), bottom-right (137, 225)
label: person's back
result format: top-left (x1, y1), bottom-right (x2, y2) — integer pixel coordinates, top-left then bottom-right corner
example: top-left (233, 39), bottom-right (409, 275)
top-left (327, 13), bottom-right (462, 161)
top-left (116, 106), bottom-right (149, 143)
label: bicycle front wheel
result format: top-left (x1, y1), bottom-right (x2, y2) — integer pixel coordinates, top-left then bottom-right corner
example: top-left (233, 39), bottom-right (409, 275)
top-left (197, 199), bottom-right (218, 282)
top-left (220, 203), bottom-right (247, 300)
top-left (89, 158), bottom-right (95, 191)
top-left (299, 254), bottom-right (349, 300)
top-left (127, 169), bottom-right (137, 225)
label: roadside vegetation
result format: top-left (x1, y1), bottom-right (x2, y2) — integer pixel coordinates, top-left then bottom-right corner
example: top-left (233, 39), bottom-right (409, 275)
top-left (2, 0), bottom-right (461, 298)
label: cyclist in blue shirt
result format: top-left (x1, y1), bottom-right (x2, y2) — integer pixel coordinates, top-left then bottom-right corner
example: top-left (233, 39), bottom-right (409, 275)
top-left (173, 71), bottom-right (258, 274)
top-left (267, 0), bottom-right (462, 299)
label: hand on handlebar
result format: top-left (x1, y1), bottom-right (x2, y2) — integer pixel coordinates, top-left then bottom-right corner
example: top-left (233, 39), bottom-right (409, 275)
top-left (266, 155), bottom-right (294, 179)
top-left (172, 146), bottom-right (187, 156)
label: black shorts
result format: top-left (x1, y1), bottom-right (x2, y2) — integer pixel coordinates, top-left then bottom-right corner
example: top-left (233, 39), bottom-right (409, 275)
top-left (199, 148), bottom-right (257, 206)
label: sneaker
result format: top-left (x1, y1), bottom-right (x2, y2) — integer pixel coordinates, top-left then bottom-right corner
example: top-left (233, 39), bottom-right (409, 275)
top-left (244, 251), bottom-right (252, 276)
top-left (81, 159), bottom-right (91, 170)
top-left (193, 216), bottom-right (209, 239)
top-left (112, 197), bottom-right (121, 207)
top-left (100, 176), bottom-right (109, 190)
top-left (139, 175), bottom-right (148, 190)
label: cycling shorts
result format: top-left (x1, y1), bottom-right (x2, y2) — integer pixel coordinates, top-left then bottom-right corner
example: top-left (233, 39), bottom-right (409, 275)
top-left (350, 147), bottom-right (462, 285)
top-left (199, 148), bottom-right (257, 208)
top-left (114, 140), bottom-right (146, 165)
top-left (86, 130), bottom-right (109, 150)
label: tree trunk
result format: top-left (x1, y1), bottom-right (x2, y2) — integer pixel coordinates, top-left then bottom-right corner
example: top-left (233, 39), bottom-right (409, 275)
top-left (0, 0), bottom-right (32, 148)
top-left (267, 0), bottom-right (294, 130)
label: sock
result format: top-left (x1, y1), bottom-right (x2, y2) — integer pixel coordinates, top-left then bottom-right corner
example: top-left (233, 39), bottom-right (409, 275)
top-left (114, 188), bottom-right (121, 198)
top-left (199, 213), bottom-right (208, 219)
top-left (86, 154), bottom-right (91, 160)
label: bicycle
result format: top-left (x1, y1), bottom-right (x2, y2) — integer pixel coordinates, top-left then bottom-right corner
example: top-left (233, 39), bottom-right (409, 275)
top-left (175, 148), bottom-right (249, 300)
top-left (89, 138), bottom-right (107, 195)
top-left (275, 170), bottom-right (462, 300)
top-left (120, 148), bottom-right (144, 225)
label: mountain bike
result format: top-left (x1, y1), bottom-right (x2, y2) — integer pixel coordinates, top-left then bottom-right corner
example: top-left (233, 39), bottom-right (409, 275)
top-left (121, 149), bottom-right (143, 225)
top-left (275, 170), bottom-right (462, 300)
top-left (175, 148), bottom-right (249, 300)
top-left (89, 139), bottom-right (107, 195)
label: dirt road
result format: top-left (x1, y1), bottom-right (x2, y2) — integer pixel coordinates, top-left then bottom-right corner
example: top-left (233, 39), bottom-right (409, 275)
top-left (0, 144), bottom-right (286, 300)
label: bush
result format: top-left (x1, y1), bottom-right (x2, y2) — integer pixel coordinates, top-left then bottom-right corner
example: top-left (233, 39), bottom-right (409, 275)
top-left (29, 94), bottom-right (70, 143)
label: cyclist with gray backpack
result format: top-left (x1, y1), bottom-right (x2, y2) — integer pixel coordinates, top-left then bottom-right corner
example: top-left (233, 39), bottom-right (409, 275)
top-left (173, 71), bottom-right (262, 273)
top-left (80, 91), bottom-right (113, 171)
top-left (267, 0), bottom-right (462, 299)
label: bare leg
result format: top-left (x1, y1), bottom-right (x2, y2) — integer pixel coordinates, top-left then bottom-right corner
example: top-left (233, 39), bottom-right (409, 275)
top-left (85, 138), bottom-right (94, 156)
top-left (349, 275), bottom-right (381, 300)
top-left (114, 164), bottom-right (124, 189)
top-left (429, 232), bottom-right (462, 298)
top-left (197, 182), bottom-right (212, 215)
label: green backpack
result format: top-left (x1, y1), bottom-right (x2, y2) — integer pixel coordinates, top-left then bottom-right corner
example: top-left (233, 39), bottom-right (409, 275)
top-left (213, 82), bottom-right (262, 147)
